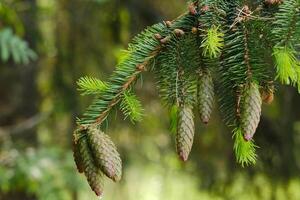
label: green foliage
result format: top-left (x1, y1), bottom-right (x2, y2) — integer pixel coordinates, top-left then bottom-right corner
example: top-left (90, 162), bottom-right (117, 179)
top-left (77, 76), bottom-right (108, 96)
top-left (197, 0), bottom-right (226, 29)
top-left (77, 22), bottom-right (167, 126)
top-left (271, 0), bottom-right (300, 90)
top-left (156, 33), bottom-right (199, 107)
top-left (77, 13), bottom-right (198, 127)
top-left (197, 0), bottom-right (226, 59)
top-left (272, 0), bottom-right (300, 46)
top-left (120, 91), bottom-right (144, 123)
top-left (201, 25), bottom-right (224, 58)
top-left (0, 28), bottom-right (37, 64)
top-left (233, 127), bottom-right (257, 167)
top-left (73, 0), bottom-right (300, 195)
top-left (3, 0), bottom-right (300, 198)
top-left (273, 46), bottom-right (299, 85)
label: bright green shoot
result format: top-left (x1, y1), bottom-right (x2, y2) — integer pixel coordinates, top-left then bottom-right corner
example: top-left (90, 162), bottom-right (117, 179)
top-left (201, 25), bottom-right (224, 59)
top-left (233, 127), bottom-right (258, 167)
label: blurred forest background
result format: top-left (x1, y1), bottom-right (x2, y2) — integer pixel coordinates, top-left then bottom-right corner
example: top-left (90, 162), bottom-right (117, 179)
top-left (1, 0), bottom-right (300, 200)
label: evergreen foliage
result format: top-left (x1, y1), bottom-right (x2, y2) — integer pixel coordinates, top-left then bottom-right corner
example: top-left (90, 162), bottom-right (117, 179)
top-left (73, 0), bottom-right (300, 196)
top-left (120, 91), bottom-right (144, 123)
top-left (0, 28), bottom-right (37, 64)
top-left (77, 76), bottom-right (108, 96)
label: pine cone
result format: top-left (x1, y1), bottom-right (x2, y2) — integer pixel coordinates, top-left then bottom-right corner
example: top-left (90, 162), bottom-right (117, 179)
top-left (241, 83), bottom-right (262, 141)
top-left (78, 136), bottom-right (104, 197)
top-left (197, 71), bottom-right (214, 124)
top-left (73, 136), bottom-right (84, 173)
top-left (176, 106), bottom-right (195, 161)
top-left (87, 128), bottom-right (122, 182)
top-left (265, 0), bottom-right (283, 5)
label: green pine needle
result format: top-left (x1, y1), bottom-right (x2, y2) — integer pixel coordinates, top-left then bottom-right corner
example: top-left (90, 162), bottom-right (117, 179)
top-left (233, 127), bottom-right (258, 167)
top-left (77, 76), bottom-right (108, 96)
top-left (273, 46), bottom-right (298, 85)
top-left (120, 91), bottom-right (144, 123)
top-left (201, 25), bottom-right (224, 59)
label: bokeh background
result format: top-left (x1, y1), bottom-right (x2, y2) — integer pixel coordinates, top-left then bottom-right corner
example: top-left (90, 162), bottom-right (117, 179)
top-left (1, 0), bottom-right (300, 200)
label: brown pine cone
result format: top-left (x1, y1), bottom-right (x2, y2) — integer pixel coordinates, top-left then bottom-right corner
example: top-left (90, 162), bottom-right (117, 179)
top-left (176, 106), bottom-right (195, 161)
top-left (241, 83), bottom-right (262, 141)
top-left (197, 71), bottom-right (214, 124)
top-left (78, 136), bottom-right (104, 197)
top-left (265, 0), bottom-right (283, 5)
top-left (87, 128), bottom-right (122, 182)
top-left (73, 135), bottom-right (84, 173)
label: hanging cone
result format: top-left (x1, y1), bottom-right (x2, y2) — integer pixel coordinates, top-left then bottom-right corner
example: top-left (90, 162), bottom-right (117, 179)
top-left (265, 0), bottom-right (283, 5)
top-left (241, 83), bottom-right (262, 141)
top-left (176, 105), bottom-right (195, 161)
top-left (197, 71), bottom-right (214, 124)
top-left (72, 134), bottom-right (84, 173)
top-left (78, 136), bottom-right (104, 197)
top-left (87, 128), bottom-right (122, 182)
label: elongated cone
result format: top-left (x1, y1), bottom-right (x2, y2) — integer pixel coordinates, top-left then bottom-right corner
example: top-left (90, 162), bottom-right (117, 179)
top-left (265, 0), bottom-right (283, 5)
top-left (176, 106), bottom-right (195, 161)
top-left (73, 135), bottom-right (84, 173)
top-left (197, 71), bottom-right (214, 124)
top-left (87, 128), bottom-right (122, 182)
top-left (78, 136), bottom-right (104, 197)
top-left (241, 83), bottom-right (262, 141)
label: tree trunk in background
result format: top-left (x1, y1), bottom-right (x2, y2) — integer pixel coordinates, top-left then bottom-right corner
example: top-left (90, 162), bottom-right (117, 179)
top-left (16, 0), bottom-right (39, 144)
top-left (0, 0), bottom-right (39, 145)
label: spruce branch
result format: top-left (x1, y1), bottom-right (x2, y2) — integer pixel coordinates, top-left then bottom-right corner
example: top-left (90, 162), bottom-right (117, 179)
top-left (72, 1), bottom-right (300, 196)
top-left (77, 24), bottom-right (165, 128)
top-left (76, 12), bottom-right (198, 129)
top-left (156, 33), bottom-right (199, 107)
top-left (80, 67), bottom-right (146, 127)
top-left (271, 0), bottom-right (300, 90)
top-left (219, 3), bottom-right (268, 165)
top-left (272, 0), bottom-right (300, 46)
